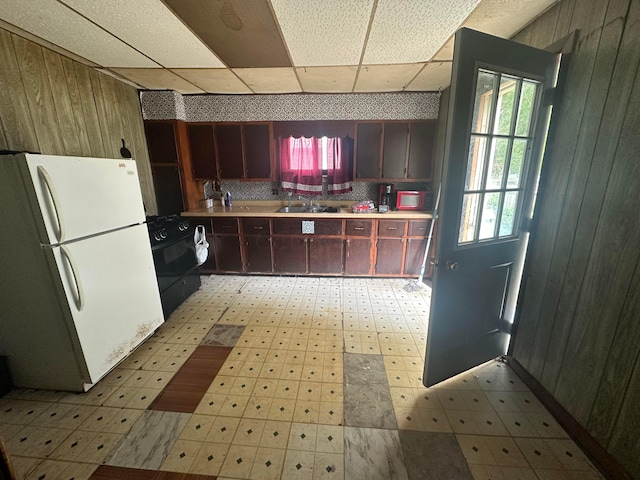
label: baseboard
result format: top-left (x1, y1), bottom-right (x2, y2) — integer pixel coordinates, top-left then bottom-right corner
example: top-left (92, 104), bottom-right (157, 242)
top-left (509, 358), bottom-right (631, 480)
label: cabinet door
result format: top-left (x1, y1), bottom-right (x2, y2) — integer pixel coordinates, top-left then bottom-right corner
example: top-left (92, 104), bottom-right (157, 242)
top-left (345, 238), bottom-right (371, 275)
top-left (151, 165), bottom-right (184, 215)
top-left (187, 124), bottom-right (217, 179)
top-left (145, 122), bottom-right (177, 164)
top-left (214, 235), bottom-right (243, 271)
top-left (309, 238), bottom-right (343, 274)
top-left (243, 124), bottom-right (271, 179)
top-left (215, 124), bottom-right (244, 178)
top-left (404, 237), bottom-right (428, 275)
top-left (382, 122), bottom-right (409, 179)
top-left (375, 238), bottom-right (405, 274)
top-left (201, 233), bottom-right (217, 271)
top-left (355, 122), bottom-right (382, 179)
top-left (245, 236), bottom-right (272, 273)
top-left (273, 237), bottom-right (307, 273)
top-left (407, 121), bottom-right (436, 179)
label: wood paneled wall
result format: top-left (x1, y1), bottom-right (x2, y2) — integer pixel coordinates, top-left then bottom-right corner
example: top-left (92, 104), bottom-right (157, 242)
top-left (0, 27), bottom-right (157, 214)
top-left (511, 0), bottom-right (640, 476)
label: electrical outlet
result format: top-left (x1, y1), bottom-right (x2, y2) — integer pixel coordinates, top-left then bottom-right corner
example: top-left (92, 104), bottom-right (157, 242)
top-left (272, 188), bottom-right (279, 195)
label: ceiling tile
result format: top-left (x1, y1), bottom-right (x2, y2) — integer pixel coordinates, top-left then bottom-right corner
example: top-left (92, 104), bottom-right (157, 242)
top-left (110, 68), bottom-right (204, 93)
top-left (433, 37), bottom-right (454, 61)
top-left (0, 0), bottom-right (157, 67)
top-left (233, 68), bottom-right (301, 93)
top-left (171, 69), bottom-right (252, 94)
top-left (270, 0), bottom-right (373, 66)
top-left (165, 0), bottom-right (290, 68)
top-left (296, 66), bottom-right (358, 93)
top-left (59, 0), bottom-right (224, 68)
top-left (363, 0), bottom-right (481, 64)
top-left (463, 0), bottom-right (557, 38)
top-left (354, 64), bottom-right (424, 93)
top-left (405, 62), bottom-right (452, 91)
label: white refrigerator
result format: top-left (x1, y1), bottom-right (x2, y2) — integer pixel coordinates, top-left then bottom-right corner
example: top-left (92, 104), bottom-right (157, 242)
top-left (0, 153), bottom-right (164, 392)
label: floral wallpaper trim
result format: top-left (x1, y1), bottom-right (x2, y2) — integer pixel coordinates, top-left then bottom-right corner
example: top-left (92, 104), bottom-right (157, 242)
top-left (141, 91), bottom-right (439, 122)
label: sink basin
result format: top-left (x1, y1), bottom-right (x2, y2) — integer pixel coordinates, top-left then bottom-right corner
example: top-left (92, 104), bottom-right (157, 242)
top-left (276, 206), bottom-right (309, 213)
top-left (276, 205), bottom-right (340, 214)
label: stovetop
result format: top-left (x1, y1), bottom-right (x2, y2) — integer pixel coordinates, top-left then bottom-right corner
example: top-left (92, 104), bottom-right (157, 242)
top-left (146, 214), bottom-right (193, 246)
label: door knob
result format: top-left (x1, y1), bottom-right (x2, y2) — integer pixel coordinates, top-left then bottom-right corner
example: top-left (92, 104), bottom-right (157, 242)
top-left (445, 259), bottom-right (459, 271)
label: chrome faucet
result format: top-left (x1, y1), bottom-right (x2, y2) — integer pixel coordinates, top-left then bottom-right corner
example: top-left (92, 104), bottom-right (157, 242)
top-left (298, 195), bottom-right (314, 210)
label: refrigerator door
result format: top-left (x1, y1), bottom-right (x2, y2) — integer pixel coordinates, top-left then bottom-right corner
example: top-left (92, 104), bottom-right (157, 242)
top-left (21, 154), bottom-right (146, 245)
top-left (50, 223), bottom-right (164, 384)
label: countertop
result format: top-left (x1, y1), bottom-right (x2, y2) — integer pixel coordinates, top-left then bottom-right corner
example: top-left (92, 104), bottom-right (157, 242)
top-left (181, 200), bottom-right (433, 219)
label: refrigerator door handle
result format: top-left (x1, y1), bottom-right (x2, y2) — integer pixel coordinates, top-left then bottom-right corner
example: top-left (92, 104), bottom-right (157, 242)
top-left (37, 165), bottom-right (65, 243)
top-left (60, 246), bottom-right (84, 311)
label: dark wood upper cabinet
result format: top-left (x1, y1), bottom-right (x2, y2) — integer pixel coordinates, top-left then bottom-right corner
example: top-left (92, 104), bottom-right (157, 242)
top-left (355, 122), bottom-right (382, 179)
top-left (243, 124), bottom-right (272, 179)
top-left (382, 122), bottom-right (409, 179)
top-left (215, 124), bottom-right (244, 178)
top-left (407, 121), bottom-right (436, 180)
top-left (145, 122), bottom-right (178, 164)
top-left (187, 124), bottom-right (217, 179)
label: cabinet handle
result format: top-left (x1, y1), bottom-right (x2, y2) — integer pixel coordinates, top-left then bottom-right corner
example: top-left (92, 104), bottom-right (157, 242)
top-left (386, 227), bottom-right (398, 230)
top-left (353, 227), bottom-right (365, 231)
top-left (221, 225), bottom-right (232, 228)
top-left (253, 226), bottom-right (264, 230)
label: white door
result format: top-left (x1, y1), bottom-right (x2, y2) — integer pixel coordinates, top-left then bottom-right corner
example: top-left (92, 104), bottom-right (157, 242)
top-left (23, 154), bottom-right (146, 245)
top-left (50, 223), bottom-right (164, 383)
top-left (424, 28), bottom-right (559, 386)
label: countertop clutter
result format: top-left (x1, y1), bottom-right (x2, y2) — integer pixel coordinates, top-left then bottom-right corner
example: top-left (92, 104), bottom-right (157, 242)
top-left (181, 200), bottom-right (433, 219)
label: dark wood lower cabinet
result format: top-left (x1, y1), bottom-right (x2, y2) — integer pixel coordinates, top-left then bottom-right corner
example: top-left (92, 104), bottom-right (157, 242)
top-left (273, 237), bottom-right (307, 273)
top-left (404, 237), bottom-right (428, 276)
top-left (309, 238), bottom-right (343, 274)
top-left (214, 235), bottom-right (243, 271)
top-left (244, 236), bottom-right (272, 273)
top-left (375, 238), bottom-right (405, 274)
top-left (344, 238), bottom-right (372, 275)
top-left (202, 234), bottom-right (217, 271)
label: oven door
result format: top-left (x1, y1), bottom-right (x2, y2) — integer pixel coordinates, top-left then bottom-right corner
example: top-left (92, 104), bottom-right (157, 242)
top-left (151, 231), bottom-right (198, 293)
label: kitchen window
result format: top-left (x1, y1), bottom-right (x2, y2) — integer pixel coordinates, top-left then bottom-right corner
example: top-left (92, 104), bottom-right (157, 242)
top-left (280, 135), bottom-right (353, 195)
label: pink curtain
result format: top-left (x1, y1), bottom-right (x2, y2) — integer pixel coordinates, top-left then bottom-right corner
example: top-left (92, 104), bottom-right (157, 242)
top-left (327, 137), bottom-right (353, 194)
top-left (280, 136), bottom-right (353, 195)
top-left (280, 137), bottom-right (323, 195)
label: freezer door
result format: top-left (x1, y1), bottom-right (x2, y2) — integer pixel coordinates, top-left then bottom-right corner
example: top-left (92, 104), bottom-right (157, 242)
top-left (50, 224), bottom-right (164, 383)
top-left (22, 154), bottom-right (146, 244)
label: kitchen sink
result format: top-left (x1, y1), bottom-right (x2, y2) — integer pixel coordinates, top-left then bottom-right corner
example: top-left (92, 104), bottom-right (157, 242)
top-left (276, 205), bottom-right (340, 214)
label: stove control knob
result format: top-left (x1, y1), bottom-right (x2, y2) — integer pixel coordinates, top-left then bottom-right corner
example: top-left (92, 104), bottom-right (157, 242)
top-left (160, 230), bottom-right (167, 239)
top-left (178, 222), bottom-right (188, 231)
top-left (153, 232), bottom-right (162, 241)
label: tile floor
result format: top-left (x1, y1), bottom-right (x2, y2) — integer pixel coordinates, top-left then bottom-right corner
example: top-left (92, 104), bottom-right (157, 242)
top-left (0, 275), bottom-right (605, 480)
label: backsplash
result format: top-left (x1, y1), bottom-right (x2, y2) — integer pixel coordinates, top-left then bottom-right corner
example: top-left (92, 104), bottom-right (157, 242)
top-left (141, 91), bottom-right (439, 122)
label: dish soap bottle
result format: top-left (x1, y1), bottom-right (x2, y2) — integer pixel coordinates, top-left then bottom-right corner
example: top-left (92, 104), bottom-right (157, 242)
top-left (225, 191), bottom-right (232, 208)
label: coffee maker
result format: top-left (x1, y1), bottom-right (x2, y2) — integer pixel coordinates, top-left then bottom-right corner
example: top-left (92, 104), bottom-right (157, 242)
top-left (378, 183), bottom-right (396, 209)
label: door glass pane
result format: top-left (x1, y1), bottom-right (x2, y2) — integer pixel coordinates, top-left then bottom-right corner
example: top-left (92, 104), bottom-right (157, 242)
top-left (486, 138), bottom-right (508, 189)
top-left (493, 76), bottom-right (519, 135)
top-left (479, 192), bottom-right (500, 240)
top-left (472, 71), bottom-right (498, 134)
top-left (508, 139), bottom-right (527, 187)
top-left (515, 80), bottom-right (538, 137)
top-left (465, 136), bottom-right (488, 191)
top-left (499, 191), bottom-right (519, 237)
top-left (459, 193), bottom-right (480, 244)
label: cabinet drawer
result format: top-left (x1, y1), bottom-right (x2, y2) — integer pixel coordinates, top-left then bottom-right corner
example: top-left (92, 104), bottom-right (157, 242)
top-left (408, 220), bottom-right (431, 237)
top-left (212, 217), bottom-right (239, 234)
top-left (378, 220), bottom-right (406, 237)
top-left (272, 218), bottom-right (342, 235)
top-left (242, 218), bottom-right (270, 235)
top-left (346, 219), bottom-right (372, 237)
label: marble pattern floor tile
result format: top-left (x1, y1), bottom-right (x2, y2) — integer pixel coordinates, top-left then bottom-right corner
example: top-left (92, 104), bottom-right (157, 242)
top-left (201, 325), bottom-right (246, 346)
top-left (344, 426), bottom-right (408, 480)
top-left (105, 410), bottom-right (190, 470)
top-left (343, 353), bottom-right (389, 385)
top-left (344, 382), bottom-right (397, 429)
top-left (399, 430), bottom-right (473, 479)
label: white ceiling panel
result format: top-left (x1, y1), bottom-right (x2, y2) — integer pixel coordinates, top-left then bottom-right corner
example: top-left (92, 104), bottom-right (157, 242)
top-left (355, 64), bottom-right (424, 93)
top-left (297, 66), bottom-right (358, 93)
top-left (270, 0), bottom-right (374, 66)
top-left (59, 0), bottom-right (225, 68)
top-left (405, 62), bottom-right (452, 91)
top-left (171, 69), bottom-right (252, 94)
top-left (363, 0), bottom-right (481, 64)
top-left (233, 68), bottom-right (301, 93)
top-left (111, 68), bottom-right (204, 93)
top-left (0, 0), bottom-right (157, 67)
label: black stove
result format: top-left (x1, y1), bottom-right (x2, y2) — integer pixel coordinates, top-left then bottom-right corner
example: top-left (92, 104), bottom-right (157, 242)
top-left (146, 214), bottom-right (201, 318)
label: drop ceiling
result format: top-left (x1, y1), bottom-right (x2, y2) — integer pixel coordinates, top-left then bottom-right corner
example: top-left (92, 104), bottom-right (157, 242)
top-left (0, 0), bottom-right (557, 95)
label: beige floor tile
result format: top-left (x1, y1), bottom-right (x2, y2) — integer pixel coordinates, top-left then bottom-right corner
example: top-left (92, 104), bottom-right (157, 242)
top-left (233, 418), bottom-right (266, 446)
top-left (293, 400), bottom-right (320, 423)
top-left (249, 446), bottom-right (286, 480)
top-left (289, 422), bottom-right (318, 451)
top-left (259, 420), bottom-right (292, 449)
top-left (314, 452), bottom-right (344, 480)
top-left (219, 444), bottom-right (257, 478)
top-left (194, 393), bottom-right (226, 416)
top-left (190, 442), bottom-right (229, 476)
top-left (318, 402), bottom-right (343, 426)
top-left (180, 414), bottom-right (217, 442)
top-left (205, 416), bottom-right (241, 444)
top-left (268, 398), bottom-right (296, 421)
